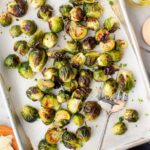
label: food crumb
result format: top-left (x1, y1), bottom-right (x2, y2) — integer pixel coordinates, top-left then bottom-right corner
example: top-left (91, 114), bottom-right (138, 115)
top-left (137, 98), bottom-right (144, 103)
top-left (145, 113), bottom-right (149, 116)
top-left (8, 87), bottom-right (11, 92)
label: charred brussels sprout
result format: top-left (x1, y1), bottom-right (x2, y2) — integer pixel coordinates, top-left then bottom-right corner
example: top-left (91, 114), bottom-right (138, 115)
top-left (47, 50), bottom-right (66, 59)
top-left (86, 18), bottom-right (100, 31)
top-left (59, 5), bottom-right (72, 18)
top-left (83, 101), bottom-right (101, 121)
top-left (116, 39), bottom-right (127, 51)
top-left (21, 105), bottom-right (38, 122)
top-left (57, 90), bottom-right (70, 103)
top-left (84, 0), bottom-right (95, 3)
top-left (21, 20), bottom-right (37, 36)
top-left (78, 76), bottom-right (90, 87)
top-left (14, 40), bottom-right (29, 56)
top-left (124, 109), bottom-right (139, 122)
top-left (29, 49), bottom-right (47, 72)
top-left (108, 50), bottom-right (122, 62)
top-left (72, 113), bottom-right (85, 126)
top-left (4, 54), bottom-right (20, 69)
top-left (76, 126), bottom-right (91, 143)
top-left (83, 2), bottom-right (103, 19)
top-left (100, 39), bottom-right (115, 52)
top-left (69, 0), bottom-right (84, 5)
top-left (70, 7), bottom-right (83, 22)
top-left (49, 17), bottom-right (64, 33)
top-left (80, 69), bottom-right (93, 80)
top-left (10, 25), bottom-right (22, 38)
top-left (103, 78), bottom-right (118, 97)
top-left (26, 86), bottom-right (44, 101)
top-left (112, 122), bottom-right (127, 135)
top-left (0, 13), bottom-right (12, 27)
top-left (30, 0), bottom-right (46, 8)
top-left (95, 29), bottom-right (110, 42)
top-left (93, 69), bottom-right (108, 82)
top-left (82, 37), bottom-right (97, 50)
top-left (53, 59), bottom-right (68, 69)
top-left (43, 32), bottom-right (58, 49)
top-left (63, 80), bottom-right (78, 92)
top-left (18, 62), bottom-right (35, 79)
top-left (37, 4), bottom-right (53, 22)
top-left (39, 108), bottom-right (55, 125)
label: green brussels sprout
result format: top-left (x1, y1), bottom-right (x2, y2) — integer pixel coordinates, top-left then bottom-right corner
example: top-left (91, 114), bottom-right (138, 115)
top-left (37, 4), bottom-right (53, 22)
top-left (67, 21), bottom-right (88, 41)
top-left (100, 39), bottom-right (115, 52)
top-left (103, 78), bottom-right (118, 97)
top-left (95, 29), bottom-right (110, 42)
top-left (116, 39), bottom-right (128, 51)
top-left (21, 105), bottom-right (38, 122)
top-left (49, 17), bottom-right (64, 33)
top-left (30, 0), bottom-right (46, 8)
top-left (83, 2), bottom-right (103, 19)
top-left (69, 0), bottom-right (84, 5)
top-left (4, 54), bottom-right (20, 69)
top-left (63, 80), bottom-right (78, 92)
top-left (59, 5), bottom-right (72, 18)
top-left (86, 18), bottom-right (100, 31)
top-left (26, 86), bottom-right (44, 101)
top-left (29, 49), bottom-right (47, 72)
top-left (47, 50), bottom-right (66, 59)
top-left (38, 139), bottom-right (57, 150)
top-left (54, 109), bottom-right (71, 126)
top-left (112, 122), bottom-right (127, 135)
top-left (93, 69), bottom-right (108, 82)
top-left (78, 76), bottom-right (90, 87)
top-left (84, 0), bottom-right (95, 3)
top-left (82, 37), bottom-right (97, 50)
top-left (124, 109), bottom-right (139, 122)
top-left (39, 108), bottom-right (55, 125)
top-left (70, 7), bottom-right (83, 22)
top-left (14, 40), bottom-right (29, 56)
top-left (72, 113), bottom-right (85, 126)
top-left (41, 94), bottom-right (60, 110)
top-left (83, 101), bottom-right (101, 121)
top-left (57, 90), bottom-right (70, 103)
top-left (7, 0), bottom-right (28, 17)
top-left (9, 25), bottom-right (22, 38)
top-left (53, 59), bottom-right (68, 69)
top-left (108, 50), bottom-right (122, 62)
top-left (43, 32), bottom-right (58, 49)
top-left (18, 62), bottom-right (35, 79)
top-left (0, 13), bottom-right (12, 27)
top-left (21, 20), bottom-right (37, 36)
top-left (76, 126), bottom-right (91, 143)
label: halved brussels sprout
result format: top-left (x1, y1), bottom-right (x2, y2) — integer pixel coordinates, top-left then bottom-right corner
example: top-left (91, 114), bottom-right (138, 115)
top-left (84, 0), bottom-right (95, 3)
top-left (53, 59), bottom-right (68, 70)
top-left (86, 18), bottom-right (100, 31)
top-left (83, 101), bottom-right (101, 121)
top-left (57, 90), bottom-right (70, 103)
top-left (80, 69), bottom-right (93, 80)
top-left (49, 17), bottom-right (64, 33)
top-left (63, 80), bottom-right (78, 92)
top-left (72, 113), bottom-right (85, 126)
top-left (115, 39), bottom-right (128, 51)
top-left (4, 54), bottom-right (20, 69)
top-left (70, 7), bottom-right (83, 22)
top-left (82, 37), bottom-right (97, 50)
top-left (37, 4), bottom-right (53, 22)
top-left (26, 86), bottom-right (44, 101)
top-left (93, 69), bottom-right (108, 82)
top-left (103, 65), bottom-right (119, 75)
top-left (83, 2), bottom-right (103, 18)
top-left (103, 78), bottom-right (118, 97)
top-left (21, 105), bottom-right (38, 122)
top-left (39, 108), bottom-right (55, 125)
top-left (95, 29), bottom-right (110, 42)
top-left (30, 0), bottom-right (46, 8)
top-left (59, 5), bottom-right (72, 18)
top-left (78, 76), bottom-right (90, 87)
top-left (18, 62), bottom-right (35, 79)
top-left (29, 49), bottom-right (47, 72)
top-left (10, 25), bottom-right (22, 38)
top-left (100, 39), bottom-right (115, 52)
top-left (41, 94), bottom-right (60, 110)
top-left (108, 50), bottom-right (122, 62)
top-left (117, 70), bottom-right (135, 93)
top-left (43, 32), bottom-right (58, 49)
top-left (14, 40), bottom-right (29, 56)
top-left (112, 122), bottom-right (127, 135)
top-left (69, 0), bottom-right (84, 5)
top-left (0, 12), bottom-right (12, 27)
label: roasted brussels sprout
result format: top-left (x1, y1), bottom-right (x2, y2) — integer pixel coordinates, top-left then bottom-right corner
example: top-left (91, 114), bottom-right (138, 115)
top-left (72, 113), bottom-right (85, 126)
top-left (103, 65), bottom-right (118, 75)
top-left (76, 126), bottom-right (91, 143)
top-left (30, 0), bottom-right (46, 8)
top-left (40, 94), bottom-right (60, 110)
top-left (69, 0), bottom-right (84, 5)
top-left (86, 18), bottom-right (100, 31)
top-left (57, 90), bottom-right (70, 103)
top-left (78, 76), bottom-right (90, 87)
top-left (43, 32), bottom-right (58, 49)
top-left (63, 80), bottom-right (78, 92)
top-left (117, 70), bottom-right (135, 93)
top-left (84, 0), bottom-right (95, 3)
top-left (100, 39), bottom-right (115, 52)
top-left (83, 101), bottom-right (101, 121)
top-left (83, 2), bottom-right (103, 19)
top-left (108, 50), bottom-right (122, 62)
top-left (21, 20), bottom-right (37, 36)
top-left (95, 29), bottom-right (110, 42)
top-left (54, 109), bottom-right (71, 126)
top-left (59, 5), bottom-right (72, 18)
top-left (112, 122), bottom-right (127, 135)
top-left (103, 78), bottom-right (118, 97)
top-left (0, 13), bottom-right (12, 27)
top-left (123, 109), bottom-right (139, 122)
top-left (93, 69), bottom-right (108, 82)
top-left (39, 108), bottom-right (55, 125)
top-left (53, 59), bottom-right (68, 69)
top-left (115, 39), bottom-right (127, 51)
top-left (37, 4), bottom-right (53, 22)
top-left (14, 40), bottom-right (29, 56)
top-left (18, 62), bottom-right (35, 79)
top-left (9, 25), bottom-right (22, 38)
top-left (21, 105), bottom-right (38, 122)
top-left (70, 7), bottom-right (83, 22)
top-left (82, 37), bottom-right (97, 50)
top-left (29, 49), bottom-right (47, 72)
top-left (80, 69), bottom-right (93, 80)
top-left (104, 17), bottom-right (119, 33)
top-left (49, 17), bottom-right (64, 33)
top-left (4, 54), bottom-right (20, 69)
